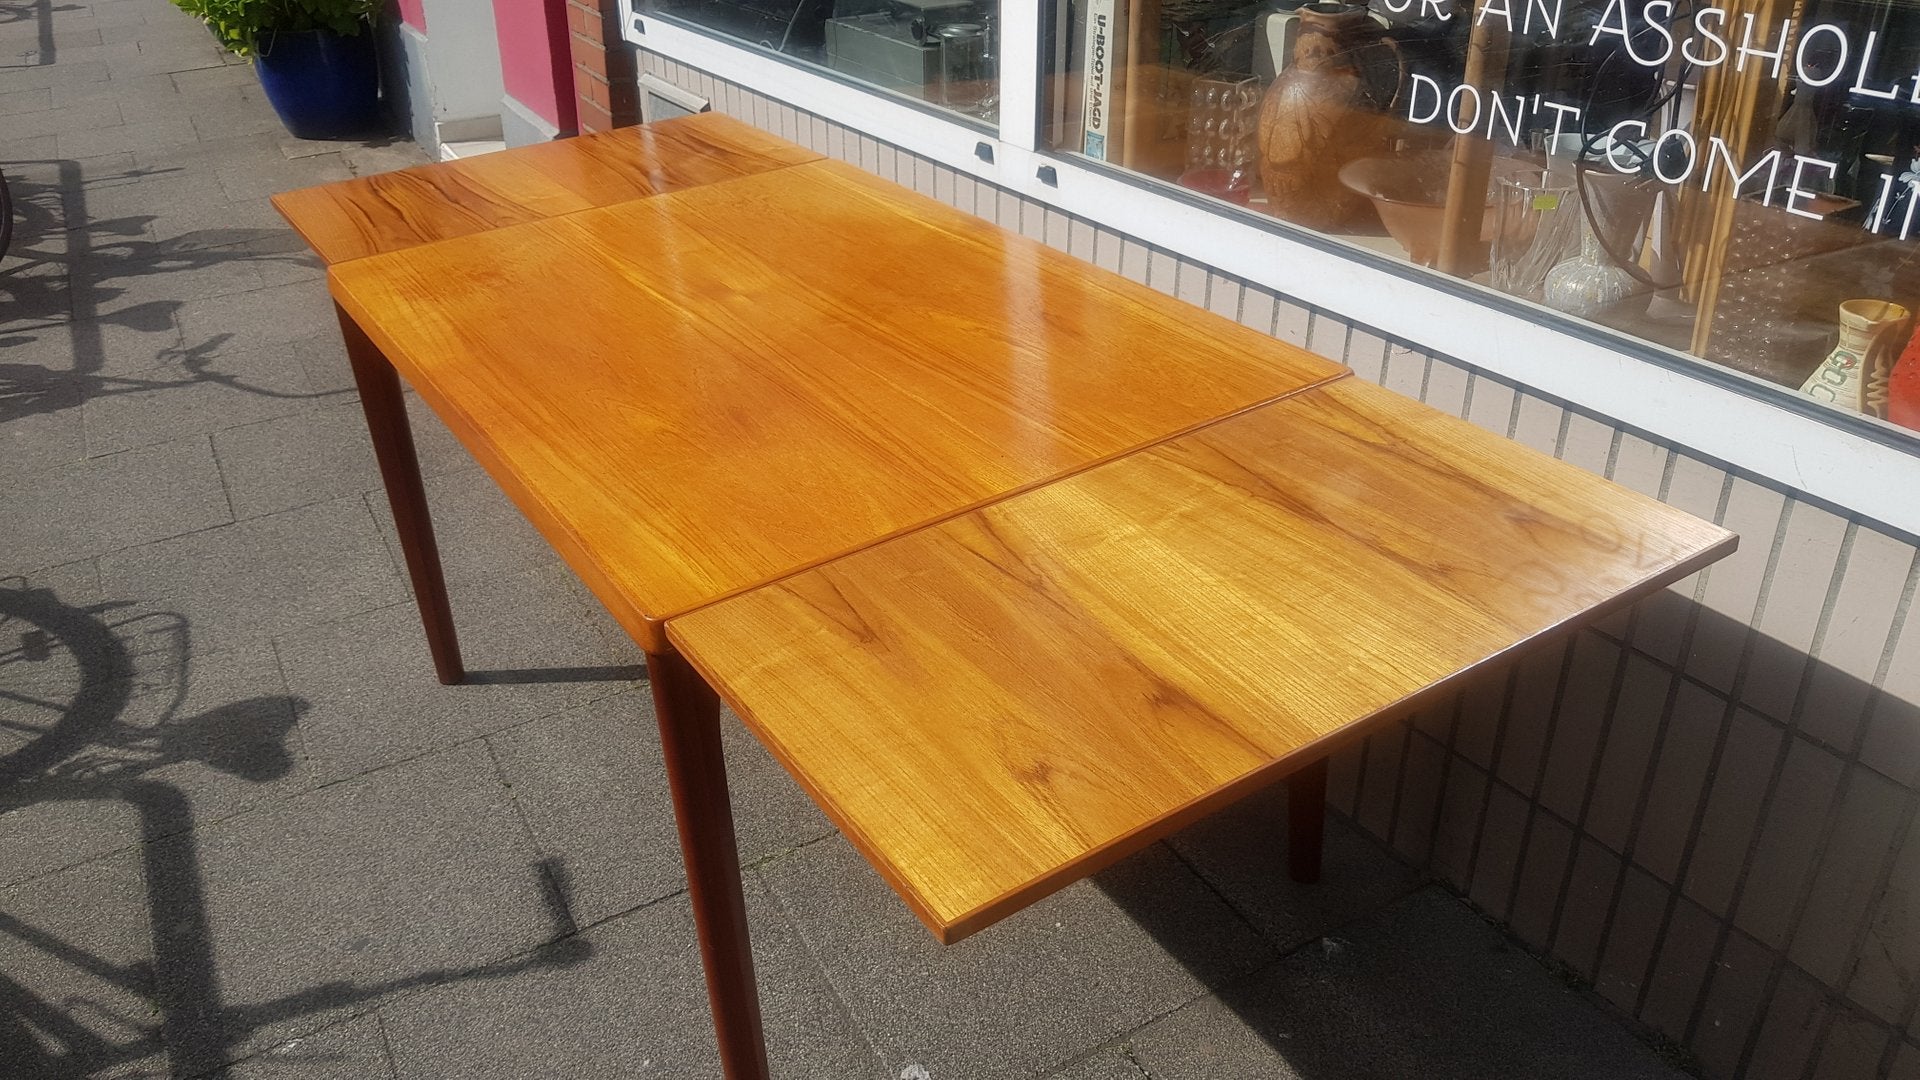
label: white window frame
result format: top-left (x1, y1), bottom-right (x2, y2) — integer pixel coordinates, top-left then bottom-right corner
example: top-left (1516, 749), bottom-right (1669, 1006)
top-left (617, 0), bottom-right (1920, 539)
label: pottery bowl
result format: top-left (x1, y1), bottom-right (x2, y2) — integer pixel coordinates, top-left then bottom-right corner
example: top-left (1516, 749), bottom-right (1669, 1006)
top-left (1338, 152), bottom-right (1511, 270)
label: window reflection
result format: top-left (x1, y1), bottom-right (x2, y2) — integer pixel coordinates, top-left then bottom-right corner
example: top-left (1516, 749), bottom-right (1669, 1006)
top-left (648, 0), bottom-right (1001, 121)
top-left (1043, 0), bottom-right (1920, 437)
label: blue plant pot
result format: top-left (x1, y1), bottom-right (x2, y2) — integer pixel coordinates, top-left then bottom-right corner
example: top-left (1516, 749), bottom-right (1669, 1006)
top-left (255, 27), bottom-right (381, 140)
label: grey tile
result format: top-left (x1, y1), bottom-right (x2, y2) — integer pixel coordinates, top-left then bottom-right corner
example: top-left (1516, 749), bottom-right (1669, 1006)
top-left (0, 846), bottom-right (168, 1077)
top-left (1741, 502), bottom-right (1848, 723)
top-left (1803, 527), bottom-right (1915, 750)
top-left (290, 330), bottom-right (355, 395)
top-left (213, 392), bottom-right (466, 521)
top-left (364, 466), bottom-right (560, 597)
top-left (245, 232), bottom-right (325, 287)
top-left (81, 339), bottom-right (328, 456)
top-left (95, 494), bottom-right (404, 656)
top-left (1165, 783), bottom-right (1425, 952)
top-left (340, 140), bottom-right (433, 177)
top-left (380, 875), bottom-right (884, 1080)
top-left (1786, 764), bottom-right (1906, 987)
top-left (0, 434), bottom-right (230, 572)
top-left (134, 192), bottom-right (289, 251)
top-left (0, 87), bottom-right (54, 116)
top-left (149, 741), bottom-right (556, 1074)
top-left (170, 63), bottom-right (259, 95)
top-left (214, 147), bottom-right (351, 202)
top-left (0, 634), bottom-right (306, 887)
top-left (56, 115), bottom-right (199, 159)
top-left (1729, 736), bottom-right (1843, 949)
top-left (1688, 477), bottom-right (1786, 694)
top-left (176, 280), bottom-right (334, 357)
top-left (489, 692), bottom-right (834, 925)
top-left (0, 92), bottom-right (123, 140)
top-left (277, 573), bottom-right (631, 784)
top-left (73, 243), bottom-right (267, 319)
top-left (0, 394), bottom-right (87, 474)
top-left (28, 305), bottom-right (191, 379)
top-left (1122, 888), bottom-right (1688, 1080)
top-left (0, 59), bottom-right (110, 94)
top-left (99, 20), bottom-right (214, 47)
top-left (224, 1014), bottom-right (395, 1080)
top-left (764, 835), bottom-right (1273, 1080)
top-left (1840, 802), bottom-right (1920, 1023)
top-left (1048, 1048), bottom-right (1148, 1079)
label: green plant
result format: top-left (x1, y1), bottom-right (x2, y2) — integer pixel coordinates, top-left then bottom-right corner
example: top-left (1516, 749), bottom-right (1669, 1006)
top-left (170, 0), bottom-right (380, 57)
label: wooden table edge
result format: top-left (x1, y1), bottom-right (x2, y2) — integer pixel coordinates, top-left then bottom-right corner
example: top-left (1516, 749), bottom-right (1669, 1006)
top-left (671, 523), bottom-right (1737, 945)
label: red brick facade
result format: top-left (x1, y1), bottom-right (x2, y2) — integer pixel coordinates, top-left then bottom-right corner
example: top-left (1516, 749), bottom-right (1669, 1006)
top-left (567, 0), bottom-right (640, 132)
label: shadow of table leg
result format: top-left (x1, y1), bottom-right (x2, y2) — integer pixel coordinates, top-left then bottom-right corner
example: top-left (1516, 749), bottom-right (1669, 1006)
top-left (336, 303), bottom-right (464, 685)
top-left (647, 648), bottom-right (770, 1080)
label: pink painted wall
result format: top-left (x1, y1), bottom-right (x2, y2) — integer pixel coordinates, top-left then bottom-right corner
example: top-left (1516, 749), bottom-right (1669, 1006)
top-left (491, 0), bottom-right (577, 130)
top-left (396, 0), bottom-right (426, 30)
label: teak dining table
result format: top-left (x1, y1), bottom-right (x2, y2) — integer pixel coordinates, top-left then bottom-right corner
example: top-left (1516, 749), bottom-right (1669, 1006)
top-left (278, 115), bottom-right (1737, 1079)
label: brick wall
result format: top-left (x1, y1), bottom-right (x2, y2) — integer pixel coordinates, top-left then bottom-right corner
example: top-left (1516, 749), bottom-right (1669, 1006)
top-left (624, 48), bottom-right (1920, 1080)
top-left (567, 0), bottom-right (638, 133)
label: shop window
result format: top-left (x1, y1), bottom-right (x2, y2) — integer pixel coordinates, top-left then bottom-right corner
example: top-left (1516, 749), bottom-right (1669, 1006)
top-left (645, 0), bottom-right (1001, 123)
top-left (1040, 0), bottom-right (1920, 437)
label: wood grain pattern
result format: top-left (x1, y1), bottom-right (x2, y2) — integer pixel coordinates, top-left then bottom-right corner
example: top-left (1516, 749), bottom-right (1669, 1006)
top-left (272, 113), bottom-right (819, 264)
top-left (328, 159), bottom-right (1348, 652)
top-left (666, 377), bottom-right (1738, 944)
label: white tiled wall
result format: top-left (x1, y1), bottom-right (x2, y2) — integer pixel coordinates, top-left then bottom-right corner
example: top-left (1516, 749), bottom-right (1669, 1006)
top-left (642, 52), bottom-right (1920, 1080)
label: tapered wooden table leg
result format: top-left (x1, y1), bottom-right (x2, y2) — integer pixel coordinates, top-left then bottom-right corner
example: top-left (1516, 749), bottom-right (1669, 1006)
top-left (647, 648), bottom-right (771, 1080)
top-left (1288, 757), bottom-right (1327, 884)
top-left (336, 304), bottom-right (464, 685)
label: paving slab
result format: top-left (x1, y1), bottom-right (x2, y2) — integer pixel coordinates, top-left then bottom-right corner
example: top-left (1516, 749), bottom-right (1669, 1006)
top-left (95, 493), bottom-right (404, 656)
top-left (72, 240), bottom-right (269, 318)
top-left (0, 91), bottom-right (123, 141)
top-left (1120, 887), bottom-right (1688, 1080)
top-left (277, 574), bottom-right (633, 785)
top-left (224, 1013), bottom-right (397, 1080)
top-left (0, 843), bottom-right (168, 1076)
top-left (81, 337), bottom-right (331, 456)
top-left (1047, 1048), bottom-right (1149, 1080)
top-left (1166, 782), bottom-right (1426, 952)
top-left (0, 303), bottom-right (189, 384)
top-left (378, 877), bottom-right (886, 1080)
top-left (763, 835), bottom-right (1274, 1080)
top-left (0, 86), bottom-right (53, 115)
top-left (0, 634), bottom-right (306, 888)
top-left (489, 691), bottom-right (834, 925)
top-left (147, 740), bottom-right (557, 1075)
top-left (175, 280), bottom-right (336, 358)
top-left (0, 434), bottom-right (230, 573)
top-left (213, 392), bottom-right (466, 522)
top-left (0, 393), bottom-right (86, 475)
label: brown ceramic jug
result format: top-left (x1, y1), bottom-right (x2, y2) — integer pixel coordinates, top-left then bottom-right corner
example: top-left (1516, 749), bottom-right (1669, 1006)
top-left (1257, 2), bottom-right (1404, 231)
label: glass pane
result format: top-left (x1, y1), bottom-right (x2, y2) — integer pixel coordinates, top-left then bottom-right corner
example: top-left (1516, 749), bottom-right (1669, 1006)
top-left (647, 0), bottom-right (1001, 123)
top-left (1040, 0), bottom-right (1920, 440)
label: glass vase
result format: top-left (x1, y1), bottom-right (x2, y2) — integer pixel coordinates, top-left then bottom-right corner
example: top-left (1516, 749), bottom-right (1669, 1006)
top-left (1542, 223), bottom-right (1637, 318)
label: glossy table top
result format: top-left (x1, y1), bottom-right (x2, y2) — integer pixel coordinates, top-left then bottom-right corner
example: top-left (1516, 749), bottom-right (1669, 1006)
top-left (667, 377), bottom-right (1738, 943)
top-left (328, 159), bottom-right (1348, 652)
top-left (273, 112), bottom-right (820, 264)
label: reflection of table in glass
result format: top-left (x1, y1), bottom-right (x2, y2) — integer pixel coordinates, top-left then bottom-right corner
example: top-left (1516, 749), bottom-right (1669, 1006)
top-left (283, 122), bottom-right (1735, 1080)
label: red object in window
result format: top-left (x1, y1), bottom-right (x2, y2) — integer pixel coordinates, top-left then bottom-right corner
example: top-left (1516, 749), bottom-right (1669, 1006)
top-left (1891, 328), bottom-right (1920, 432)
